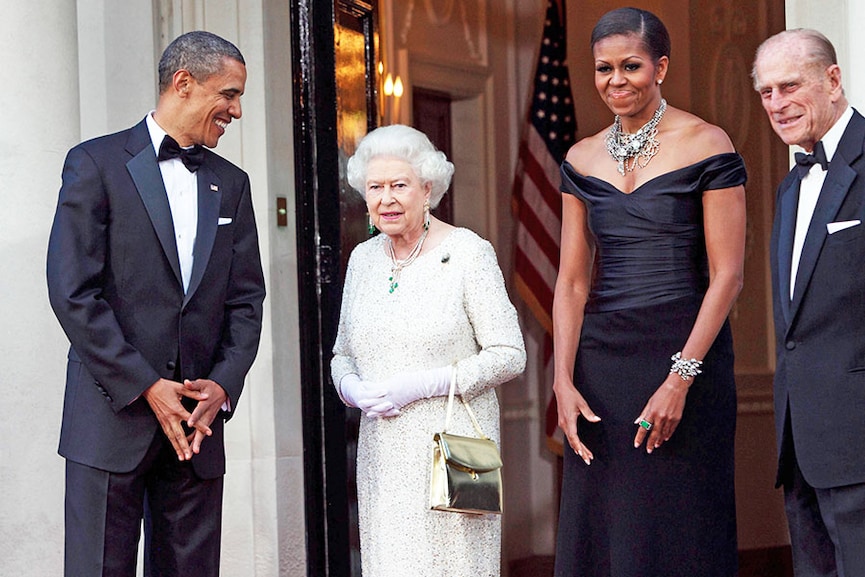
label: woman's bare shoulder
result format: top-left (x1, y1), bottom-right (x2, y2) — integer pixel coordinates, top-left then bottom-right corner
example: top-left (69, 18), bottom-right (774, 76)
top-left (664, 107), bottom-right (736, 160)
top-left (564, 129), bottom-right (609, 174)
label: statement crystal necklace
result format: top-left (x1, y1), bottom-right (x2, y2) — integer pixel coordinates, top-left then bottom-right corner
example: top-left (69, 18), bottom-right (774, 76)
top-left (386, 229), bottom-right (428, 293)
top-left (605, 98), bottom-right (667, 176)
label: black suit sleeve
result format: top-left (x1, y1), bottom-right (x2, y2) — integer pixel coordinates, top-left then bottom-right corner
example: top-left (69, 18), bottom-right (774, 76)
top-left (47, 145), bottom-right (162, 411)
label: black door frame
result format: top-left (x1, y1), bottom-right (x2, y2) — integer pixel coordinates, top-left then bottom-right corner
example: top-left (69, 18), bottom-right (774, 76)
top-left (290, 0), bottom-right (377, 574)
top-left (290, 1), bottom-right (347, 575)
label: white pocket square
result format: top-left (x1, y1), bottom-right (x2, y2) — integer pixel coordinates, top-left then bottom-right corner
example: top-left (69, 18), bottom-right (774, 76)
top-left (218, 217), bottom-right (232, 226)
top-left (827, 220), bottom-right (860, 234)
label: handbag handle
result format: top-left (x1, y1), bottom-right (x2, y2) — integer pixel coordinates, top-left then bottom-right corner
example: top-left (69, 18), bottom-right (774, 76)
top-left (443, 366), bottom-right (489, 439)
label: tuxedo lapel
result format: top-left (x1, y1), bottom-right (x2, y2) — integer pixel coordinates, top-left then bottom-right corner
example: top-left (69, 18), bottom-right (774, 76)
top-left (125, 125), bottom-right (183, 289)
top-left (777, 177), bottom-right (799, 325)
top-left (184, 162), bottom-right (222, 307)
top-left (788, 112), bottom-right (865, 323)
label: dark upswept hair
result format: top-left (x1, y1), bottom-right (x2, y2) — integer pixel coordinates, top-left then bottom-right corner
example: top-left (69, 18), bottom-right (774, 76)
top-left (591, 7), bottom-right (671, 62)
top-left (158, 30), bottom-right (245, 93)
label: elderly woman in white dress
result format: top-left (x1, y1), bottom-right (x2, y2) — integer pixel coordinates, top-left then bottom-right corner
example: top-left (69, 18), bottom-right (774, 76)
top-left (331, 124), bottom-right (525, 577)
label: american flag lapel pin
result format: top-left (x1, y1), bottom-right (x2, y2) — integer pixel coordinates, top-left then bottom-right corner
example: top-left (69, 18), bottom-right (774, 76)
top-left (210, 184), bottom-right (219, 192)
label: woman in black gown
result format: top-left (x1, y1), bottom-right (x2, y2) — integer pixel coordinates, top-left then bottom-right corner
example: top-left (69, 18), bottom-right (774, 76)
top-left (552, 8), bottom-right (746, 576)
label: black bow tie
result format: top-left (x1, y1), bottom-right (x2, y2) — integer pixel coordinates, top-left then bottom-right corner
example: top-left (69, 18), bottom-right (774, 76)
top-left (794, 141), bottom-right (829, 178)
top-left (158, 135), bottom-right (204, 172)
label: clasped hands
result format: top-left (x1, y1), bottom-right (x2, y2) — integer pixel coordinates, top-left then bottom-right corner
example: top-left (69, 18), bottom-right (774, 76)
top-left (340, 366), bottom-right (452, 418)
top-left (142, 377), bottom-right (227, 461)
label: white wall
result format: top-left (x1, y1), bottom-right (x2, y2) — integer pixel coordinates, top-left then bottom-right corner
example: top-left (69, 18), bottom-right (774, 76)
top-left (0, 0), bottom-right (305, 575)
top-left (0, 1), bottom-right (80, 574)
top-left (77, 0), bottom-right (158, 139)
top-left (786, 0), bottom-right (864, 106)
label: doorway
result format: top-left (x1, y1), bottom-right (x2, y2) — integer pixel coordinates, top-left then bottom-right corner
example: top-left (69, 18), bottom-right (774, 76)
top-left (413, 87), bottom-right (454, 223)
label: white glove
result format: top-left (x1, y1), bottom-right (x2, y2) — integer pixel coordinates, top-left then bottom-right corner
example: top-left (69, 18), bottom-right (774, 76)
top-left (338, 374), bottom-right (390, 414)
top-left (365, 366), bottom-right (453, 418)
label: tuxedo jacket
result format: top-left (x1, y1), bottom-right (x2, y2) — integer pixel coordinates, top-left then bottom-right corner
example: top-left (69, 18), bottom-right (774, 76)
top-left (771, 109), bottom-right (865, 489)
top-left (47, 119), bottom-right (265, 479)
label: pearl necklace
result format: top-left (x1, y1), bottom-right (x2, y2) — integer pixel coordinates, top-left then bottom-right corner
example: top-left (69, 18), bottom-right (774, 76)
top-left (605, 98), bottom-right (667, 176)
top-left (386, 229), bottom-right (428, 293)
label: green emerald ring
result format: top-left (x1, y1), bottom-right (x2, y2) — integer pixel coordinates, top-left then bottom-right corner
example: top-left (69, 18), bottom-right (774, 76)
top-left (638, 419), bottom-right (653, 431)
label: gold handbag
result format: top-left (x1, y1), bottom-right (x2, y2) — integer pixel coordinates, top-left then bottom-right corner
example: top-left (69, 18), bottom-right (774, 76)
top-left (429, 368), bottom-right (503, 515)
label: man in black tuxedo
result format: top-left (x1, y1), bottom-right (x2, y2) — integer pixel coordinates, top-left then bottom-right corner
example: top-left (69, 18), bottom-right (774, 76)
top-left (47, 31), bottom-right (265, 577)
top-left (754, 28), bottom-right (865, 576)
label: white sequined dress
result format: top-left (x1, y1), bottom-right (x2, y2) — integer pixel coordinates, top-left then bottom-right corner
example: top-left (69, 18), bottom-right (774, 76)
top-left (331, 227), bottom-right (526, 577)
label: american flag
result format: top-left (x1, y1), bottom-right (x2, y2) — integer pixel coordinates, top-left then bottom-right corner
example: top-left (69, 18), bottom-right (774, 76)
top-left (511, 0), bottom-right (576, 454)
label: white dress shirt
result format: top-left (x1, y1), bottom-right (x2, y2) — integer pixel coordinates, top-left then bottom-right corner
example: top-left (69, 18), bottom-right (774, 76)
top-left (790, 106), bottom-right (853, 299)
top-left (144, 114), bottom-right (231, 411)
top-left (146, 113), bottom-right (197, 294)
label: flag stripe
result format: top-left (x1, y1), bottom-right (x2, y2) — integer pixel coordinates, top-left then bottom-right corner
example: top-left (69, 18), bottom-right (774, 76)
top-left (517, 165), bottom-right (560, 249)
top-left (522, 129), bottom-right (564, 212)
top-left (515, 200), bottom-right (559, 273)
top-left (515, 254), bottom-right (554, 331)
top-left (511, 0), bottom-right (575, 453)
top-left (512, 0), bottom-right (574, 331)
top-left (516, 221), bottom-right (559, 288)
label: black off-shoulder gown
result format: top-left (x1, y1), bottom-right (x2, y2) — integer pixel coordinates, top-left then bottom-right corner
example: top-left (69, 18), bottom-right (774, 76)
top-left (554, 153), bottom-right (747, 577)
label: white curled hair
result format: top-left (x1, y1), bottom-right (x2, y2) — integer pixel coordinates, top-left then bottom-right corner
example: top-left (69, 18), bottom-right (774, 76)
top-left (345, 124), bottom-right (454, 208)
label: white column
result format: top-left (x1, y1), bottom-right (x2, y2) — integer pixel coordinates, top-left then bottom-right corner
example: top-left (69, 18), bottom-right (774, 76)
top-left (843, 1), bottom-right (865, 105)
top-left (786, 0), bottom-right (861, 105)
top-left (77, 0), bottom-right (159, 139)
top-left (0, 2), bottom-right (80, 575)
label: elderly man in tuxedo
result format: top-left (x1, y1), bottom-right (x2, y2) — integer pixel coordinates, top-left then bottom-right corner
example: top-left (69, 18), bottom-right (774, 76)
top-left (753, 28), bottom-right (865, 577)
top-left (47, 31), bottom-right (265, 577)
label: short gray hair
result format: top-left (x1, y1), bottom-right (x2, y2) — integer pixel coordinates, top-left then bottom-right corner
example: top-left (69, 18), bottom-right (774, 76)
top-left (158, 30), bottom-right (245, 93)
top-left (753, 28), bottom-right (837, 86)
top-left (346, 124), bottom-right (454, 208)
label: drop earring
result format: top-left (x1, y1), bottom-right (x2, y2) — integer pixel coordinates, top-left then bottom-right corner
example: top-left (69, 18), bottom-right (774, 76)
top-left (423, 200), bottom-right (431, 231)
top-left (367, 213), bottom-right (376, 235)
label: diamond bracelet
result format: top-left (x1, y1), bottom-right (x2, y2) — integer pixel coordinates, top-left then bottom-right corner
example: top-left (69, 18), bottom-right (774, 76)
top-left (670, 352), bottom-right (703, 381)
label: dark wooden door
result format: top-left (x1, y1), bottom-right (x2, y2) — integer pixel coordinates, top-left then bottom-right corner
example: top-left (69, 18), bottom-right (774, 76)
top-left (413, 87), bottom-right (454, 223)
top-left (687, 0), bottom-right (787, 373)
